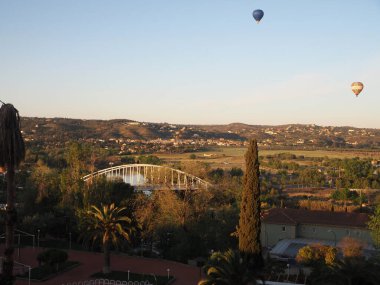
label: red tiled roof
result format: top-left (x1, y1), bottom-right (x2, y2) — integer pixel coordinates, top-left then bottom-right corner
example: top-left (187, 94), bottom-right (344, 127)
top-left (262, 208), bottom-right (369, 229)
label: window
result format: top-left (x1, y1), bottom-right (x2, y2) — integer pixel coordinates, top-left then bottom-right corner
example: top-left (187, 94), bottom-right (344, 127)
top-left (282, 226), bottom-right (286, 232)
top-left (313, 227), bottom-right (316, 233)
top-left (346, 230), bottom-right (350, 236)
top-left (356, 231), bottom-right (361, 237)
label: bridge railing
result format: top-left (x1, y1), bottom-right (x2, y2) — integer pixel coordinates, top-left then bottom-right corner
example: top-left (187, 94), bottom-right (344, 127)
top-left (82, 164), bottom-right (211, 190)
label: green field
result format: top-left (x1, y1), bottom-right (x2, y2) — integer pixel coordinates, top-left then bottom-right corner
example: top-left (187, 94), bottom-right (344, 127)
top-left (155, 147), bottom-right (380, 170)
top-left (216, 147), bottom-right (380, 159)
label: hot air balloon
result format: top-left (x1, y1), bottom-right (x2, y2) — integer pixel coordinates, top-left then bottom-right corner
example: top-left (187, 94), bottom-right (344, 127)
top-left (351, 82), bottom-right (364, 97)
top-left (252, 9), bottom-right (264, 23)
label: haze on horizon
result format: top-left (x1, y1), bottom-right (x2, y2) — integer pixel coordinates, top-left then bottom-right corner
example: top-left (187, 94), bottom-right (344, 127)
top-left (1, 0), bottom-right (380, 128)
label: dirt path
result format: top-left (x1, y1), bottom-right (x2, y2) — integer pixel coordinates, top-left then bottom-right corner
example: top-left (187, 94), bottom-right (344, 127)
top-left (1, 246), bottom-right (201, 285)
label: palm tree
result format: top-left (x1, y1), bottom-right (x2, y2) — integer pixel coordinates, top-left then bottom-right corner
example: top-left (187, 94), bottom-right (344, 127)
top-left (198, 249), bottom-right (262, 285)
top-left (311, 257), bottom-right (380, 285)
top-left (79, 203), bottom-right (133, 274)
top-left (0, 103), bottom-right (25, 285)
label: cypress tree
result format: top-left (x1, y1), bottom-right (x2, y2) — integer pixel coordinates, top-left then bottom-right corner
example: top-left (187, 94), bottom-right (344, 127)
top-left (238, 139), bottom-right (263, 268)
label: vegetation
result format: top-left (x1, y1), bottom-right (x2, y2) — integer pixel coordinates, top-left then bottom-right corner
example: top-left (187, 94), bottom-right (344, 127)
top-left (77, 204), bottom-right (134, 274)
top-left (37, 249), bottom-right (68, 269)
top-left (5, 136), bottom-right (380, 264)
top-left (368, 205), bottom-right (380, 248)
top-left (0, 103), bottom-right (25, 285)
top-left (3, 116), bottom-right (380, 284)
top-left (296, 244), bottom-right (337, 266)
top-left (134, 186), bottom-right (239, 262)
top-left (199, 249), bottom-right (262, 285)
top-left (296, 238), bottom-right (380, 285)
top-left (338, 237), bottom-right (365, 259)
top-left (17, 248), bottom-right (76, 281)
top-left (330, 188), bottom-right (361, 205)
top-left (8, 141), bottom-right (244, 263)
top-left (237, 139), bottom-right (263, 267)
top-left (309, 257), bottom-right (380, 285)
top-left (17, 261), bottom-right (79, 281)
top-left (137, 155), bottom-right (162, 165)
top-left (20, 117), bottom-right (380, 151)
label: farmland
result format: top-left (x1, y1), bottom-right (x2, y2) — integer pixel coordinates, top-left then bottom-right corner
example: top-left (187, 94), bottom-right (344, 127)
top-left (155, 147), bottom-right (380, 170)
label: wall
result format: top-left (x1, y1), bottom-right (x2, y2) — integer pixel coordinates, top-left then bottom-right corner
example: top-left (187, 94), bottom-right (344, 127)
top-left (261, 223), bottom-right (296, 247)
top-left (261, 222), bottom-right (373, 248)
top-left (297, 224), bottom-right (372, 246)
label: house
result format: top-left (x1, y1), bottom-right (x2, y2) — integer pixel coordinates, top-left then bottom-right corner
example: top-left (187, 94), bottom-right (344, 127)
top-left (261, 208), bottom-right (372, 249)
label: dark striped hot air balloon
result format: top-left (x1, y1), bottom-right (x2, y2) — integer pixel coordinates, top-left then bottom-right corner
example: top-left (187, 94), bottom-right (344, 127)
top-left (252, 9), bottom-right (264, 24)
top-left (351, 82), bottom-right (364, 97)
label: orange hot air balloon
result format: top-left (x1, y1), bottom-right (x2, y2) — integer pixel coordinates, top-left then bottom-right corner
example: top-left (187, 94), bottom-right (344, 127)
top-left (351, 82), bottom-right (364, 97)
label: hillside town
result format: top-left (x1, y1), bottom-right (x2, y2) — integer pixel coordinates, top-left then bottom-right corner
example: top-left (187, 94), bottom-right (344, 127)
top-left (20, 117), bottom-right (380, 155)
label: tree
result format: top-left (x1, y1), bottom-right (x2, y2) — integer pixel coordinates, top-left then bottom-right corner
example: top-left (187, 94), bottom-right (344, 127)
top-left (368, 205), bottom-right (380, 248)
top-left (60, 142), bottom-right (91, 207)
top-left (78, 203), bottom-right (133, 274)
top-left (198, 249), bottom-right (262, 285)
top-left (339, 237), bottom-right (364, 259)
top-left (296, 244), bottom-right (337, 267)
top-left (134, 185), bottom-right (239, 262)
top-left (137, 155), bottom-right (162, 165)
top-left (230, 167), bottom-right (243, 175)
top-left (28, 160), bottom-right (60, 211)
top-left (180, 161), bottom-right (210, 180)
top-left (208, 168), bottom-right (224, 183)
top-left (331, 188), bottom-right (358, 206)
top-left (86, 177), bottom-right (135, 209)
top-left (237, 139), bottom-right (263, 268)
top-left (0, 103), bottom-right (25, 285)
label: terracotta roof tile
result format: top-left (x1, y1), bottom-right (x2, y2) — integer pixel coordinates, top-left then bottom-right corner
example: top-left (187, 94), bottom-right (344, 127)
top-left (262, 208), bottom-right (369, 229)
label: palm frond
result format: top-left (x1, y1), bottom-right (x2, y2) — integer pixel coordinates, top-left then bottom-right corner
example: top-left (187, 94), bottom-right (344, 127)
top-left (0, 103), bottom-right (25, 167)
top-left (199, 249), bottom-right (260, 285)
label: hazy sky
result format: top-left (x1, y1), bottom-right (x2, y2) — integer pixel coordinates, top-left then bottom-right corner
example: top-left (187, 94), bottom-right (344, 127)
top-left (1, 0), bottom-right (379, 128)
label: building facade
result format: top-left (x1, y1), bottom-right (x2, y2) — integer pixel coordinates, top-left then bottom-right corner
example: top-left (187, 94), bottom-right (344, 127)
top-left (261, 208), bottom-right (372, 248)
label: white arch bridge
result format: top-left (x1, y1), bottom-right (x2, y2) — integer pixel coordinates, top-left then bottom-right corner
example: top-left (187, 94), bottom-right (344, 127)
top-left (82, 164), bottom-right (211, 191)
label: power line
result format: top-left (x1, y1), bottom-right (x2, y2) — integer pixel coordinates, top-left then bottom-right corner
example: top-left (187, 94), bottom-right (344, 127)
top-left (0, 99), bottom-right (5, 105)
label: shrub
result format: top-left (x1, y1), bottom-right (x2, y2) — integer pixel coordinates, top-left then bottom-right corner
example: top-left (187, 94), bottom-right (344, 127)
top-left (137, 155), bottom-right (162, 165)
top-left (296, 244), bottom-right (337, 266)
top-left (37, 249), bottom-right (68, 270)
top-left (229, 167), bottom-right (243, 177)
top-left (339, 237), bottom-right (365, 258)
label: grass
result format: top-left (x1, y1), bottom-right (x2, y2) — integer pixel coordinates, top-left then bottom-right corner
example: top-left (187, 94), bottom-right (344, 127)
top-left (214, 147), bottom-right (380, 159)
top-left (155, 147), bottom-right (380, 170)
top-left (92, 271), bottom-right (174, 285)
top-left (17, 261), bottom-right (80, 281)
top-left (259, 149), bottom-right (380, 159)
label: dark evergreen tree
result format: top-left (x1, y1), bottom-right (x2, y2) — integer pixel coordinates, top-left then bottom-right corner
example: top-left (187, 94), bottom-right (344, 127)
top-left (237, 139), bottom-right (263, 268)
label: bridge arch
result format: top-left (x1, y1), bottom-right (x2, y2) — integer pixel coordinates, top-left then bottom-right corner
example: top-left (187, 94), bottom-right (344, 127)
top-left (82, 164), bottom-right (211, 191)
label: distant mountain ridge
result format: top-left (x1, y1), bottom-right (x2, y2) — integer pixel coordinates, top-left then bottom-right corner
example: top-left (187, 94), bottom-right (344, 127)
top-left (20, 117), bottom-right (380, 149)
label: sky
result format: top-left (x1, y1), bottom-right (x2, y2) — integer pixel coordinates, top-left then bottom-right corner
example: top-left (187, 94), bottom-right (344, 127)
top-left (1, 0), bottom-right (380, 128)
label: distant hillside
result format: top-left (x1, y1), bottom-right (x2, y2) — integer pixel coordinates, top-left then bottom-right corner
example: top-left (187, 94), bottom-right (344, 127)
top-left (20, 117), bottom-right (380, 150)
